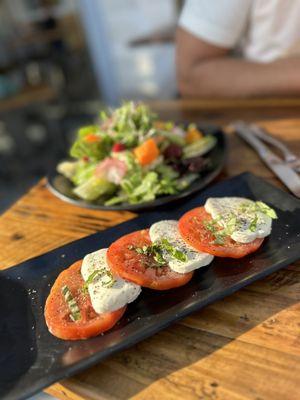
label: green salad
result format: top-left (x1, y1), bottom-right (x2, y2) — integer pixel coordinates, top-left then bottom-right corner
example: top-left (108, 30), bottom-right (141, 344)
top-left (57, 102), bottom-right (217, 205)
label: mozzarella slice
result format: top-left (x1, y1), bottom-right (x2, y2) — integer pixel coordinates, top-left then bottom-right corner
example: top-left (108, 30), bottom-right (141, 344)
top-left (204, 197), bottom-right (272, 243)
top-left (81, 249), bottom-right (141, 314)
top-left (149, 220), bottom-right (213, 273)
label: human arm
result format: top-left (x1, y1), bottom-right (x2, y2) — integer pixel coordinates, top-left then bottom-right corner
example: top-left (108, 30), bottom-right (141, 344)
top-left (176, 27), bottom-right (300, 98)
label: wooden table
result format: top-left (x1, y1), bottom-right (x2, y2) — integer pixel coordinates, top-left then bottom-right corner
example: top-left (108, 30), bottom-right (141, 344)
top-left (1, 101), bottom-right (300, 400)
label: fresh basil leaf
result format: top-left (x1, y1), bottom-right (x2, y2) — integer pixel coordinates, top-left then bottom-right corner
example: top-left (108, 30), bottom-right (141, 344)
top-left (62, 285), bottom-right (81, 322)
top-left (160, 238), bottom-right (188, 262)
top-left (83, 268), bottom-right (115, 293)
top-left (255, 201), bottom-right (278, 219)
top-left (249, 214), bottom-right (258, 232)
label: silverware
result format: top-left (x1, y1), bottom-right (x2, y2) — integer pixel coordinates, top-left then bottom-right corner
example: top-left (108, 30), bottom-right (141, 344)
top-left (232, 121), bottom-right (300, 198)
top-left (249, 123), bottom-right (300, 172)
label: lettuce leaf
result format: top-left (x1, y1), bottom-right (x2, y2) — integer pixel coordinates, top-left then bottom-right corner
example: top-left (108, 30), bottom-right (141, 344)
top-left (70, 161), bottom-right (97, 186)
top-left (70, 126), bottom-right (112, 161)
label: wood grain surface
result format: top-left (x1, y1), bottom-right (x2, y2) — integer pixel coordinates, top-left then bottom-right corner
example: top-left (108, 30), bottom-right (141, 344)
top-left (1, 104), bottom-right (300, 400)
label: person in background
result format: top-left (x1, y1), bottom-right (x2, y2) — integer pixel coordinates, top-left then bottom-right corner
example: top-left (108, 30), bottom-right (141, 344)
top-left (176, 0), bottom-right (300, 98)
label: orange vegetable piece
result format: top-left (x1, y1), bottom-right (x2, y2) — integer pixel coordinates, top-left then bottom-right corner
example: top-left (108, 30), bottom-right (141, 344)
top-left (134, 138), bottom-right (160, 166)
top-left (185, 128), bottom-right (203, 144)
top-left (85, 134), bottom-right (101, 143)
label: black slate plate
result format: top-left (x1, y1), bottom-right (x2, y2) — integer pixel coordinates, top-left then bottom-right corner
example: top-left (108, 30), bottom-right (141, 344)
top-left (47, 126), bottom-right (226, 211)
top-left (1, 173), bottom-right (300, 400)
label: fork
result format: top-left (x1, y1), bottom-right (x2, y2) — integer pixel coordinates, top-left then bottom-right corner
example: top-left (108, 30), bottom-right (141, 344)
top-left (249, 123), bottom-right (300, 172)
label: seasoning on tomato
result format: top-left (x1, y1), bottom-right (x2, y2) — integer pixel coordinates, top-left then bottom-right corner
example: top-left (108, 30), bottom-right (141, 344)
top-left (178, 207), bottom-right (264, 258)
top-left (106, 229), bottom-right (193, 290)
top-left (44, 260), bottom-right (126, 340)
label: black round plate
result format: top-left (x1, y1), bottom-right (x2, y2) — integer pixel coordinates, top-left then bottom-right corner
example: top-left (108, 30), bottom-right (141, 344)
top-left (47, 126), bottom-right (227, 211)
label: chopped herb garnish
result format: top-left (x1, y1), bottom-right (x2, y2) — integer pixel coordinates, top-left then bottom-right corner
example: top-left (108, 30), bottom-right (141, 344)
top-left (128, 243), bottom-right (166, 266)
top-left (137, 246), bottom-right (150, 255)
top-left (249, 214), bottom-right (258, 232)
top-left (203, 218), bottom-right (227, 245)
top-left (255, 201), bottom-right (277, 219)
top-left (203, 219), bottom-right (218, 234)
top-left (226, 214), bottom-right (238, 235)
top-left (153, 249), bottom-right (166, 265)
top-left (204, 200), bottom-right (277, 245)
top-left (130, 238), bottom-right (187, 266)
top-left (213, 236), bottom-right (226, 245)
top-left (101, 271), bottom-right (116, 287)
top-left (160, 239), bottom-right (188, 262)
top-left (239, 201), bottom-right (277, 219)
top-left (83, 268), bottom-right (116, 294)
top-left (62, 285), bottom-right (81, 322)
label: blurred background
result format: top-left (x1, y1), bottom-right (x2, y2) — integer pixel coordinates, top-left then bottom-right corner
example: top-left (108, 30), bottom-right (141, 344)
top-left (0, 0), bottom-right (182, 212)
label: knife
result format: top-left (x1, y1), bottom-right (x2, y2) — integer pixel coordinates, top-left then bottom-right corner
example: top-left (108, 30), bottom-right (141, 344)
top-left (249, 123), bottom-right (300, 172)
top-left (232, 121), bottom-right (300, 198)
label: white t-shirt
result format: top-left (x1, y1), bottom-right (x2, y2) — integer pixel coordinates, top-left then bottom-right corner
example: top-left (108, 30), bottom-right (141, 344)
top-left (179, 0), bottom-right (300, 62)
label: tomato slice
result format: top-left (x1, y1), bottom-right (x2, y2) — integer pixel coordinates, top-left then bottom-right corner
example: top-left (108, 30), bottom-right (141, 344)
top-left (45, 260), bottom-right (126, 340)
top-left (107, 229), bottom-right (193, 290)
top-left (178, 207), bottom-right (264, 258)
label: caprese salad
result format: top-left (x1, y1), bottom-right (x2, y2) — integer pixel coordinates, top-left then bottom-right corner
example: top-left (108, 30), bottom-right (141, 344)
top-left (45, 197), bottom-right (277, 340)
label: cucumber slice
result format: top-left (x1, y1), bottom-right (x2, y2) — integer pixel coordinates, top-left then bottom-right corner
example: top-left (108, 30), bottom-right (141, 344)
top-left (73, 177), bottom-right (116, 201)
top-left (57, 161), bottom-right (78, 179)
top-left (159, 131), bottom-right (185, 146)
top-left (183, 135), bottom-right (217, 159)
top-left (177, 174), bottom-right (198, 190)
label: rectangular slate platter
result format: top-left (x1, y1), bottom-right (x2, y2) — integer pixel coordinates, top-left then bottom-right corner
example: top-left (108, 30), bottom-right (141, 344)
top-left (1, 172), bottom-right (300, 400)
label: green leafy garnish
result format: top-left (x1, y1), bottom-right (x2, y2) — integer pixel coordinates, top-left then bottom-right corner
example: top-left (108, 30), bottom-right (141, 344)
top-left (62, 285), bottom-right (81, 322)
top-left (129, 239), bottom-right (187, 267)
top-left (203, 219), bottom-right (218, 234)
top-left (255, 201), bottom-right (277, 219)
top-left (153, 249), bottom-right (166, 265)
top-left (131, 243), bottom-right (166, 266)
top-left (204, 200), bottom-right (277, 245)
top-left (83, 268), bottom-right (116, 294)
top-left (239, 201), bottom-right (277, 219)
top-left (213, 236), bottom-right (226, 245)
top-left (101, 101), bottom-right (156, 147)
top-left (160, 239), bottom-right (188, 262)
top-left (70, 126), bottom-right (112, 162)
top-left (226, 215), bottom-right (238, 235)
top-left (105, 162), bottom-right (184, 206)
top-left (203, 217), bottom-right (227, 245)
top-left (249, 214), bottom-right (258, 232)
